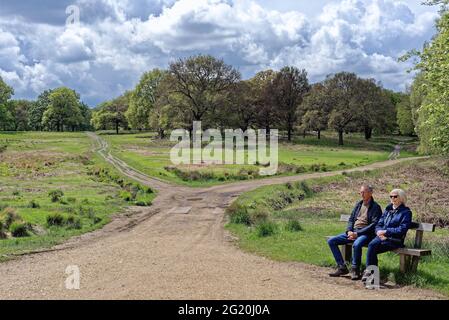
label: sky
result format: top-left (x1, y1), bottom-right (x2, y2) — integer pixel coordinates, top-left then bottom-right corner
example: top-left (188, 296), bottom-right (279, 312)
top-left (0, 0), bottom-right (441, 106)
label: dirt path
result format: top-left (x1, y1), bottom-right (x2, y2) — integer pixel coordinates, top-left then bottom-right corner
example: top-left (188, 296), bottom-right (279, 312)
top-left (0, 134), bottom-right (443, 300)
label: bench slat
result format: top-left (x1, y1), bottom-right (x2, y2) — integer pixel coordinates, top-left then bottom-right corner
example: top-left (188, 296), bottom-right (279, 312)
top-left (394, 248), bottom-right (432, 257)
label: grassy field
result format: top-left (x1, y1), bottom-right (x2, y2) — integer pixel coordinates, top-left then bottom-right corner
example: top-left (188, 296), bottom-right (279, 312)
top-left (0, 132), bottom-right (155, 260)
top-left (102, 131), bottom-right (418, 187)
top-left (225, 158), bottom-right (449, 296)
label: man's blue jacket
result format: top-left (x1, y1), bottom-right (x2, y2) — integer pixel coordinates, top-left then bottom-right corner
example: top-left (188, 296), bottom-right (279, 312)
top-left (346, 198), bottom-right (382, 237)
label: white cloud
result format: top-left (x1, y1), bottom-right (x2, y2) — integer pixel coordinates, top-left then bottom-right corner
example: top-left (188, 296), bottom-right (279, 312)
top-left (0, 0), bottom-right (440, 104)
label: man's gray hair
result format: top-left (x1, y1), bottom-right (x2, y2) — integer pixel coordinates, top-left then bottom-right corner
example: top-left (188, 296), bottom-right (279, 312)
top-left (361, 184), bottom-right (374, 193)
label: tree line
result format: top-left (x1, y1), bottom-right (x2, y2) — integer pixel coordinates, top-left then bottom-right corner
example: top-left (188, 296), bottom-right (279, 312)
top-left (0, 84), bottom-right (92, 132)
top-left (89, 57), bottom-right (399, 146)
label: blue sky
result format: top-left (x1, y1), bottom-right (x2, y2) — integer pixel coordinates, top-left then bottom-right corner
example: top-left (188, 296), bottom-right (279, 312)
top-left (0, 0), bottom-right (440, 106)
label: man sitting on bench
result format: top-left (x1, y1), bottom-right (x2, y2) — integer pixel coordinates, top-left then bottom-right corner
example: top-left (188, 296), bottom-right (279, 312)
top-left (327, 185), bottom-right (382, 280)
top-left (362, 189), bottom-right (412, 282)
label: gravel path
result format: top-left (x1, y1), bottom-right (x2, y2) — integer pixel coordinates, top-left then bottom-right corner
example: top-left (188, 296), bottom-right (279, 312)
top-left (0, 134), bottom-right (443, 300)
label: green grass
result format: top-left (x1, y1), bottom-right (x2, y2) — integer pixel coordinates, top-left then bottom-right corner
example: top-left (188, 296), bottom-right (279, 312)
top-left (0, 131), bottom-right (156, 260)
top-left (102, 131), bottom-right (417, 187)
top-left (225, 162), bottom-right (449, 296)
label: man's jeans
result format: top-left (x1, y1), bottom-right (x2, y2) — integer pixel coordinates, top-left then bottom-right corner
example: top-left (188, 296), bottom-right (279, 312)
top-left (366, 237), bottom-right (402, 266)
top-left (327, 233), bottom-right (371, 268)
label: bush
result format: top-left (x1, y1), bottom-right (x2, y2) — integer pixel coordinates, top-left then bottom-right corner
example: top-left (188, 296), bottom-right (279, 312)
top-left (227, 202), bottom-right (251, 225)
top-left (46, 213), bottom-right (66, 227)
top-left (120, 191), bottom-right (133, 201)
top-left (27, 200), bottom-right (41, 209)
top-left (66, 215), bottom-right (82, 230)
top-left (249, 206), bottom-right (269, 225)
top-left (0, 208), bottom-right (21, 229)
top-left (12, 190), bottom-right (21, 196)
top-left (48, 190), bottom-right (64, 203)
top-left (285, 220), bottom-right (303, 232)
top-left (10, 222), bottom-right (29, 238)
top-left (256, 221), bottom-right (278, 237)
top-left (67, 197), bottom-right (77, 203)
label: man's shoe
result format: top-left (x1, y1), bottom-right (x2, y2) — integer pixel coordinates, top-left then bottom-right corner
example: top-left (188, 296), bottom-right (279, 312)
top-left (329, 265), bottom-right (349, 277)
top-left (351, 267), bottom-right (361, 280)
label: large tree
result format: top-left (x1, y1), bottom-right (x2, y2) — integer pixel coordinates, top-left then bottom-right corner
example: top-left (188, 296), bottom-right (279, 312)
top-left (168, 54), bottom-right (240, 131)
top-left (269, 67), bottom-right (310, 141)
top-left (91, 92), bottom-right (131, 134)
top-left (0, 76), bottom-right (14, 130)
top-left (6, 100), bottom-right (32, 131)
top-left (251, 70), bottom-right (278, 135)
top-left (28, 90), bottom-right (53, 131)
top-left (127, 69), bottom-right (166, 130)
top-left (325, 72), bottom-right (362, 145)
top-left (42, 87), bottom-right (82, 132)
top-left (299, 83), bottom-right (331, 140)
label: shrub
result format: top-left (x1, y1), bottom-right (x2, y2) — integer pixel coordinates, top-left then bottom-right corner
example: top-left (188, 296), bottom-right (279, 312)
top-left (299, 181), bottom-right (313, 197)
top-left (256, 221), bottom-right (278, 237)
top-left (12, 190), bottom-right (21, 196)
top-left (67, 197), bottom-right (77, 203)
top-left (48, 190), bottom-right (64, 203)
top-left (46, 213), bottom-right (66, 227)
top-left (120, 191), bottom-right (133, 201)
top-left (27, 200), bottom-right (40, 209)
top-left (66, 215), bottom-right (82, 230)
top-left (10, 222), bottom-right (29, 238)
top-left (0, 208), bottom-right (21, 229)
top-left (249, 206), bottom-right (270, 225)
top-left (227, 202), bottom-right (251, 225)
top-left (285, 220), bottom-right (303, 232)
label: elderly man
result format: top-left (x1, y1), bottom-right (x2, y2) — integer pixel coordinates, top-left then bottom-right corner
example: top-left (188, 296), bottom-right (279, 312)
top-left (362, 189), bottom-right (412, 282)
top-left (327, 185), bottom-right (382, 280)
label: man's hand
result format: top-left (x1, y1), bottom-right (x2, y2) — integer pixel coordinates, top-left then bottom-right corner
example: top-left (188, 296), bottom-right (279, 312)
top-left (347, 232), bottom-right (358, 240)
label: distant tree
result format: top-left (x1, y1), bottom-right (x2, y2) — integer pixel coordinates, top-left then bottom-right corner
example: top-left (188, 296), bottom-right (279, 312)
top-left (269, 67), bottom-right (310, 141)
top-left (325, 72), bottom-right (362, 145)
top-left (28, 90), bottom-right (52, 131)
top-left (6, 100), bottom-right (32, 131)
top-left (299, 83), bottom-right (331, 139)
top-left (251, 70), bottom-right (278, 135)
top-left (127, 69), bottom-right (166, 130)
top-left (0, 76), bottom-right (14, 130)
top-left (78, 102), bottom-right (93, 131)
top-left (91, 92), bottom-right (130, 134)
top-left (396, 95), bottom-right (415, 136)
top-left (42, 87), bottom-right (82, 132)
top-left (168, 54), bottom-right (240, 131)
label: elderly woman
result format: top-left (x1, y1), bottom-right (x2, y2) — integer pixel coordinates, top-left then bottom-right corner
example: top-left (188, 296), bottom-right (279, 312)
top-left (362, 189), bottom-right (412, 281)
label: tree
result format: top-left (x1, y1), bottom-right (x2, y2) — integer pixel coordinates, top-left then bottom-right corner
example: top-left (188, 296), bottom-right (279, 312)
top-left (28, 90), bottom-right (52, 131)
top-left (168, 54), bottom-right (240, 131)
top-left (251, 70), bottom-right (278, 135)
top-left (0, 76), bottom-right (14, 130)
top-left (6, 100), bottom-right (32, 131)
top-left (325, 72), bottom-right (361, 145)
top-left (269, 67), bottom-right (310, 141)
top-left (91, 92), bottom-right (130, 134)
top-left (42, 87), bottom-right (82, 132)
top-left (413, 9), bottom-right (449, 154)
top-left (300, 83), bottom-right (330, 139)
top-left (127, 69), bottom-right (165, 130)
top-left (396, 96), bottom-right (415, 136)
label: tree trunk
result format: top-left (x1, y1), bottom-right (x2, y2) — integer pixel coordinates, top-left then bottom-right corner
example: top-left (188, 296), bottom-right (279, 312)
top-left (287, 128), bottom-right (292, 142)
top-left (116, 122), bottom-right (119, 135)
top-left (303, 130), bottom-right (306, 139)
top-left (364, 126), bottom-right (372, 140)
top-left (338, 130), bottom-right (344, 146)
top-left (317, 130), bottom-right (321, 140)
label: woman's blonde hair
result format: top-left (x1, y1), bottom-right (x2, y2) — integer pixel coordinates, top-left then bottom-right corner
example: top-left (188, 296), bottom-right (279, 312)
top-left (390, 189), bottom-right (407, 205)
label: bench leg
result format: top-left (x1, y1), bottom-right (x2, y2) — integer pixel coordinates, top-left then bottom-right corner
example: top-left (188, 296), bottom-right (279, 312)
top-left (341, 244), bottom-right (352, 264)
top-left (399, 255), bottom-right (411, 273)
top-left (410, 256), bottom-right (420, 273)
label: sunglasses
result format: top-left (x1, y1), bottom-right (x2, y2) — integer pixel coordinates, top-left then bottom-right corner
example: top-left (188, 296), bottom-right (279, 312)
top-left (390, 195), bottom-right (399, 199)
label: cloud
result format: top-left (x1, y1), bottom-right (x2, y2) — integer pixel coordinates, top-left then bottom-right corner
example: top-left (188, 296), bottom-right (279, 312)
top-left (0, 0), bottom-right (440, 105)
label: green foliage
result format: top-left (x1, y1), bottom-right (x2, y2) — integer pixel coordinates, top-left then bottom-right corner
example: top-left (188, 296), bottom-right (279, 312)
top-left (0, 207), bottom-right (21, 229)
top-left (10, 222), bottom-right (29, 238)
top-left (48, 190), bottom-right (64, 203)
top-left (256, 221), bottom-right (278, 237)
top-left (46, 213), bottom-right (66, 227)
top-left (91, 92), bottom-right (131, 134)
top-left (227, 202), bottom-right (251, 225)
top-left (27, 200), bottom-right (41, 209)
top-left (397, 97), bottom-right (416, 136)
top-left (285, 220), bottom-right (303, 232)
top-left (42, 87), bottom-right (83, 132)
top-left (66, 215), bottom-right (82, 230)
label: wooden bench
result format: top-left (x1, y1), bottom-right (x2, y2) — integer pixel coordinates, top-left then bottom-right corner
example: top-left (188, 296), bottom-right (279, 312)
top-left (327, 215), bottom-right (435, 273)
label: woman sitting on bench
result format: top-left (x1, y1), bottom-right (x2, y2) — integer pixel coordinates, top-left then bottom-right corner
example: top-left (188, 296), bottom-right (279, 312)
top-left (362, 189), bottom-right (412, 282)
